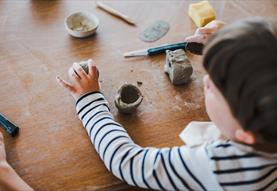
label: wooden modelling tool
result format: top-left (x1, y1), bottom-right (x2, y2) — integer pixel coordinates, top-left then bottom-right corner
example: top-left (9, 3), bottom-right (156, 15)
top-left (96, 1), bottom-right (136, 25)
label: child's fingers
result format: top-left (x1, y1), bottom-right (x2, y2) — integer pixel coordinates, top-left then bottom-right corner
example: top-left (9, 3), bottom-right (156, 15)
top-left (0, 132), bottom-right (3, 142)
top-left (185, 34), bottom-right (207, 43)
top-left (199, 20), bottom-right (225, 34)
top-left (88, 59), bottom-right (95, 64)
top-left (198, 24), bottom-right (219, 34)
top-left (210, 20), bottom-right (225, 28)
top-left (73, 63), bottom-right (87, 79)
top-left (185, 35), bottom-right (200, 42)
top-left (88, 59), bottom-right (96, 75)
top-left (198, 27), bottom-right (215, 34)
top-left (88, 61), bottom-right (99, 80)
top-left (68, 67), bottom-right (79, 79)
top-left (198, 25), bottom-right (221, 34)
top-left (93, 66), bottom-right (99, 80)
top-left (56, 76), bottom-right (75, 92)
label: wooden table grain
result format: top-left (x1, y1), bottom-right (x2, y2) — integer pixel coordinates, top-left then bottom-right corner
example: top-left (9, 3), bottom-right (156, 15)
top-left (0, 0), bottom-right (276, 190)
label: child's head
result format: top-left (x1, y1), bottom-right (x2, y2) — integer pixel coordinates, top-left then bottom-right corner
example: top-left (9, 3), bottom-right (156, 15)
top-left (202, 17), bottom-right (277, 144)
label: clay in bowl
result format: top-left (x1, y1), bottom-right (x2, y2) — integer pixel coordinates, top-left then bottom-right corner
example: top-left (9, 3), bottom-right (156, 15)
top-left (65, 12), bottom-right (99, 38)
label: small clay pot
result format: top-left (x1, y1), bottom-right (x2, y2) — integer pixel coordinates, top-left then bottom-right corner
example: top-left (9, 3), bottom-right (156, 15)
top-left (115, 84), bottom-right (143, 114)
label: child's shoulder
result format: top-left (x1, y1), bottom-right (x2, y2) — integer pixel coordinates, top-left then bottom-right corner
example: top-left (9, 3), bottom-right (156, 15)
top-left (205, 139), bottom-right (277, 159)
top-left (203, 140), bottom-right (277, 190)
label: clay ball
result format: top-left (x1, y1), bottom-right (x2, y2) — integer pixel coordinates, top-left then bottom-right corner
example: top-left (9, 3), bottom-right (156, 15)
top-left (78, 61), bottom-right (89, 74)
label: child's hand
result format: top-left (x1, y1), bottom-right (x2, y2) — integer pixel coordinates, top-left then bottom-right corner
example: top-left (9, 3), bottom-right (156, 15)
top-left (0, 132), bottom-right (7, 167)
top-left (185, 20), bottom-right (225, 44)
top-left (56, 59), bottom-right (100, 101)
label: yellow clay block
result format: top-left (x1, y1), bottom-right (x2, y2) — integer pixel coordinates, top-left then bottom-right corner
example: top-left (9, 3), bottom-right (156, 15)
top-left (188, 1), bottom-right (216, 27)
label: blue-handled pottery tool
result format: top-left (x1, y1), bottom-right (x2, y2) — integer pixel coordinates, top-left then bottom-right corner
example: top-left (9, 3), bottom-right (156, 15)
top-left (0, 113), bottom-right (19, 137)
top-left (123, 42), bottom-right (204, 57)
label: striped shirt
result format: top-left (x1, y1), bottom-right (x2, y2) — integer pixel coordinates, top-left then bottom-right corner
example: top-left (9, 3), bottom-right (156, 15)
top-left (76, 92), bottom-right (277, 191)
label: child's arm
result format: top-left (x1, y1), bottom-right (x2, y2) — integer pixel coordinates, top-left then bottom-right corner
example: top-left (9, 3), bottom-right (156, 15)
top-left (57, 61), bottom-right (220, 190)
top-left (0, 132), bottom-right (33, 191)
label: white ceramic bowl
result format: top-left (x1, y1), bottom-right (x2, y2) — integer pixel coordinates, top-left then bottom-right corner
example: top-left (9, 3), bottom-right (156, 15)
top-left (65, 11), bottom-right (99, 38)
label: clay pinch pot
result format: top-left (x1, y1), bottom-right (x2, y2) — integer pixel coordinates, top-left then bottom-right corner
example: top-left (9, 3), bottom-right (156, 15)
top-left (115, 84), bottom-right (143, 114)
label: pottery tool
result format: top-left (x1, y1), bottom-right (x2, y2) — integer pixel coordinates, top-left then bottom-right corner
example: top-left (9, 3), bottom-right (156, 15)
top-left (124, 42), bottom-right (204, 57)
top-left (0, 113), bottom-right (19, 137)
top-left (96, 1), bottom-right (135, 25)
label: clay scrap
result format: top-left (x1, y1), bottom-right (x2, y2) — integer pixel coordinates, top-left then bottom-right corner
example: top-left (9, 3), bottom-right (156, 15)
top-left (115, 84), bottom-right (143, 114)
top-left (139, 20), bottom-right (170, 42)
top-left (164, 49), bottom-right (193, 85)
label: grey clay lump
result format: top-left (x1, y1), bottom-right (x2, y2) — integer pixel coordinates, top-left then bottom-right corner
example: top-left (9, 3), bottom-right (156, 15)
top-left (78, 60), bottom-right (99, 77)
top-left (164, 49), bottom-right (193, 85)
top-left (79, 61), bottom-right (89, 74)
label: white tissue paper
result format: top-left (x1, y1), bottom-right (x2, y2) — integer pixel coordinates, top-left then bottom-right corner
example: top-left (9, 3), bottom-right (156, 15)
top-left (179, 121), bottom-right (225, 147)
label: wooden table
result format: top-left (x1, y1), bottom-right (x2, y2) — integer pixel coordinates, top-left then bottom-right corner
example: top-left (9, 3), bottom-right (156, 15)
top-left (0, 0), bottom-right (276, 190)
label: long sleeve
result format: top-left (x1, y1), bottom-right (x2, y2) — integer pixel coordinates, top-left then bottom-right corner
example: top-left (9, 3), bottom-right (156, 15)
top-left (75, 92), bottom-right (221, 191)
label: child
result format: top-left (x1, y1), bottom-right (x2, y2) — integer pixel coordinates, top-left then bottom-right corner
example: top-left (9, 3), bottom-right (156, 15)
top-left (0, 20), bottom-right (223, 191)
top-left (57, 17), bottom-right (277, 190)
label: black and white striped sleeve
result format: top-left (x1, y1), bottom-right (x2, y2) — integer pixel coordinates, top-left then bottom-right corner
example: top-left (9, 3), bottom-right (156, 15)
top-left (75, 92), bottom-right (220, 191)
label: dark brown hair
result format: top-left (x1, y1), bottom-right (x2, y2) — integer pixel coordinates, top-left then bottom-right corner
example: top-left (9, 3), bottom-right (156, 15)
top-left (203, 17), bottom-right (277, 143)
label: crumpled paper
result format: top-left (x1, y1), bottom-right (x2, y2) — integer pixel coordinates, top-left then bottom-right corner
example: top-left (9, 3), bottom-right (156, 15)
top-left (179, 121), bottom-right (225, 147)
